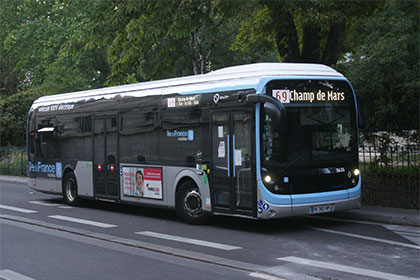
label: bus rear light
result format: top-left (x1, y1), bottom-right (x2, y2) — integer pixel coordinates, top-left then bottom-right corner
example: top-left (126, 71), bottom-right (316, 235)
top-left (97, 164), bottom-right (102, 171)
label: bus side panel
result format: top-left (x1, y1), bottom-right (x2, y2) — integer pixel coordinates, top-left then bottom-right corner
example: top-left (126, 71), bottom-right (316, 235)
top-left (31, 178), bottom-right (61, 194)
top-left (75, 161), bottom-right (94, 198)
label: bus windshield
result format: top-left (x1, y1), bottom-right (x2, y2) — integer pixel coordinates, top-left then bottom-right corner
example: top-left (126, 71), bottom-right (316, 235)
top-left (262, 79), bottom-right (357, 168)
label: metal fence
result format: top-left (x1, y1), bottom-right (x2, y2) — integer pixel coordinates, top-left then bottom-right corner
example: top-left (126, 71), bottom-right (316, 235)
top-left (0, 147), bottom-right (27, 177)
top-left (360, 144), bottom-right (419, 209)
top-left (1, 145), bottom-right (419, 209)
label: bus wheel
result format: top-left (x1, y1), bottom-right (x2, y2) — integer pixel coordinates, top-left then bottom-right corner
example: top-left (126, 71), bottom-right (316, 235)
top-left (176, 181), bottom-right (210, 225)
top-left (63, 172), bottom-right (80, 206)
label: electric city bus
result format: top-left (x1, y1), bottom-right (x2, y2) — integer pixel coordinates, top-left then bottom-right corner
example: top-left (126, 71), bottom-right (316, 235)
top-left (27, 63), bottom-right (361, 224)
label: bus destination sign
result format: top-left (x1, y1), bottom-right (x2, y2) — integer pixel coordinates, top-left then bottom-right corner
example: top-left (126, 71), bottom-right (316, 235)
top-left (272, 89), bottom-right (345, 103)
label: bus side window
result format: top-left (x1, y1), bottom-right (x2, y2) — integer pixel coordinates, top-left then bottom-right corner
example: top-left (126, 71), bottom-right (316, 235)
top-left (36, 119), bottom-right (58, 159)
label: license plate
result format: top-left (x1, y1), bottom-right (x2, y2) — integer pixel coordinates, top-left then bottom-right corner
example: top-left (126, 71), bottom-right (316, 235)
top-left (309, 204), bottom-right (335, 214)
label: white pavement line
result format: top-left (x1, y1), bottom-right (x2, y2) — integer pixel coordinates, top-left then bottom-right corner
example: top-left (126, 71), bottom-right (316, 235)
top-left (48, 215), bottom-right (117, 228)
top-left (278, 256), bottom-right (418, 280)
top-left (29, 201), bottom-right (66, 207)
top-left (312, 227), bottom-right (420, 250)
top-left (0, 205), bottom-right (37, 214)
top-left (135, 231), bottom-right (242, 251)
top-left (249, 272), bottom-right (284, 280)
top-left (0, 269), bottom-right (36, 280)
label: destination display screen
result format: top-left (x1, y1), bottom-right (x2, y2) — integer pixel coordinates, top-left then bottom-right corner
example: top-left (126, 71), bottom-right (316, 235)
top-left (269, 80), bottom-right (352, 105)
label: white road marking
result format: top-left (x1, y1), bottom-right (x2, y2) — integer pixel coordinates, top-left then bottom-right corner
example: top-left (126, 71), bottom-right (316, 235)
top-left (307, 215), bottom-right (420, 246)
top-left (249, 272), bottom-right (284, 280)
top-left (383, 225), bottom-right (420, 245)
top-left (311, 227), bottom-right (420, 250)
top-left (48, 215), bottom-right (117, 228)
top-left (278, 256), bottom-right (418, 280)
top-left (0, 205), bottom-right (37, 214)
top-left (29, 201), bottom-right (65, 207)
top-left (58, 206), bottom-right (74, 209)
top-left (0, 269), bottom-right (36, 280)
top-left (29, 201), bottom-right (73, 209)
top-left (135, 231), bottom-right (242, 250)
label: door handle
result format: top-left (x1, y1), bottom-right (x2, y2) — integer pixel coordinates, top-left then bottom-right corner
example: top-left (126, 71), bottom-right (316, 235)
top-left (227, 135), bottom-right (230, 177)
top-left (232, 134), bottom-right (236, 177)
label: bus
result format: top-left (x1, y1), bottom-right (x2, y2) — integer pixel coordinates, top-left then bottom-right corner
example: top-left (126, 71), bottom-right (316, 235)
top-left (27, 63), bottom-right (361, 224)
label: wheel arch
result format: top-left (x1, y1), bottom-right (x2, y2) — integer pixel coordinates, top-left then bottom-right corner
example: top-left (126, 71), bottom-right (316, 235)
top-left (171, 168), bottom-right (211, 214)
top-left (62, 164), bottom-right (75, 190)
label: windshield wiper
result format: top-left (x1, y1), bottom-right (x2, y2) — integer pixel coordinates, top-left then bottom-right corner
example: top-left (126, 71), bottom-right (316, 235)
top-left (279, 155), bottom-right (307, 172)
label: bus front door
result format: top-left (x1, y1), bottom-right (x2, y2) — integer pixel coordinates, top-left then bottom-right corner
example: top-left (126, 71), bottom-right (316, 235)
top-left (211, 110), bottom-right (256, 217)
top-left (93, 117), bottom-right (119, 200)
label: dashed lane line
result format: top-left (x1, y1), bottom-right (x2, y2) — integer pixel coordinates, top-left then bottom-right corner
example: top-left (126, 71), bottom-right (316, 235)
top-left (278, 256), bottom-right (418, 280)
top-left (0, 205), bottom-right (37, 214)
top-left (0, 269), bottom-right (36, 280)
top-left (249, 272), bottom-right (284, 280)
top-left (29, 201), bottom-right (67, 207)
top-left (28, 201), bottom-right (74, 209)
top-left (135, 231), bottom-right (242, 251)
top-left (48, 215), bottom-right (117, 228)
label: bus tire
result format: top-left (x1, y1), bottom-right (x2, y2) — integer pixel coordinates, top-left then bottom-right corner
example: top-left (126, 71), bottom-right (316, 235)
top-left (176, 180), bottom-right (210, 225)
top-left (63, 172), bottom-right (80, 206)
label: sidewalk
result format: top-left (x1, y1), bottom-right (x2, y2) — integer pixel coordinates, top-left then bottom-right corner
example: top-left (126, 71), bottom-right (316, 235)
top-left (1, 175), bottom-right (419, 227)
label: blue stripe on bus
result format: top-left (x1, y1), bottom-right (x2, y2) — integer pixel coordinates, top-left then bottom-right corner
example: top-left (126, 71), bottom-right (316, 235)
top-left (291, 190), bottom-right (349, 205)
top-left (348, 180), bottom-right (361, 199)
top-left (258, 181), bottom-right (292, 205)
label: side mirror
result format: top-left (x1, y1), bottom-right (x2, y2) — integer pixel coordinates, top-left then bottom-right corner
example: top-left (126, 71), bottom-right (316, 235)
top-left (246, 94), bottom-right (287, 133)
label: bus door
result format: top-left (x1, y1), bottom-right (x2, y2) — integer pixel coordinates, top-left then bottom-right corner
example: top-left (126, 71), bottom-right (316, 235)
top-left (211, 110), bottom-right (255, 216)
top-left (93, 117), bottom-right (119, 200)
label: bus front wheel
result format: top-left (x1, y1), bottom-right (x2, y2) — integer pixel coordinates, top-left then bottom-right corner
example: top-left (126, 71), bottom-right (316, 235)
top-left (176, 181), bottom-right (210, 225)
top-left (63, 172), bottom-right (80, 206)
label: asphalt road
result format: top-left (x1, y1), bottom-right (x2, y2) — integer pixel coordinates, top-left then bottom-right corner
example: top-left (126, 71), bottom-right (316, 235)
top-left (1, 182), bottom-right (419, 280)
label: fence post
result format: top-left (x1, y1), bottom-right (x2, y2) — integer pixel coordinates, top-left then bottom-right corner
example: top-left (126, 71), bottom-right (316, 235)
top-left (407, 144), bottom-right (411, 192)
top-left (21, 148), bottom-right (24, 176)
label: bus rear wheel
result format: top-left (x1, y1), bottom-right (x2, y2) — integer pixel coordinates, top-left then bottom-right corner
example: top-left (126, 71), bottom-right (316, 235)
top-left (63, 172), bottom-right (80, 206)
top-left (176, 181), bottom-right (210, 225)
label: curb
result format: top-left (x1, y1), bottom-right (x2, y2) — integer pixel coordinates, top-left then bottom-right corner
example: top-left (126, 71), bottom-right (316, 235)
top-left (329, 209), bottom-right (420, 227)
top-left (0, 176), bottom-right (27, 185)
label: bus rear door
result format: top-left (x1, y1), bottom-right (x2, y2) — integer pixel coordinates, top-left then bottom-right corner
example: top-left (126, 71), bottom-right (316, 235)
top-left (93, 117), bottom-right (119, 200)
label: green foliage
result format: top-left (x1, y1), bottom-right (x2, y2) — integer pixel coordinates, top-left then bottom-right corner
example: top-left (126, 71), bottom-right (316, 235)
top-left (0, 88), bottom-right (41, 146)
top-left (234, 0), bottom-right (378, 65)
top-left (0, 0), bottom-right (418, 147)
top-left (0, 147), bottom-right (27, 176)
top-left (342, 0), bottom-right (420, 133)
top-left (86, 0), bottom-right (265, 85)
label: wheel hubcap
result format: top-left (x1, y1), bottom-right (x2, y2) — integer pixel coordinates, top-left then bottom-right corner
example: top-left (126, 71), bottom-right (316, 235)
top-left (66, 179), bottom-right (76, 202)
top-left (183, 190), bottom-right (202, 216)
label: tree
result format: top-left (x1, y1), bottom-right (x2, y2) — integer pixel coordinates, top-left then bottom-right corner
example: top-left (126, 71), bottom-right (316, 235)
top-left (0, 88), bottom-right (41, 146)
top-left (86, 0), bottom-right (261, 85)
top-left (342, 0), bottom-right (419, 134)
top-left (0, 0), bottom-right (106, 145)
top-left (233, 0), bottom-right (378, 65)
